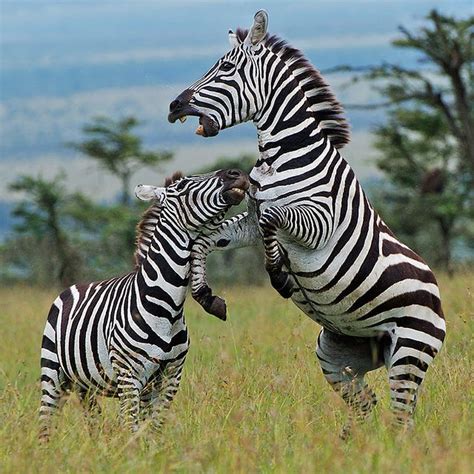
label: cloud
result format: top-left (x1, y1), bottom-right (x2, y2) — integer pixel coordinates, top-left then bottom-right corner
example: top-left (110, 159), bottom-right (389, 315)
top-left (2, 33), bottom-right (395, 71)
top-left (1, 74), bottom-right (382, 153)
top-left (1, 46), bottom-right (227, 71)
top-left (293, 33), bottom-right (396, 52)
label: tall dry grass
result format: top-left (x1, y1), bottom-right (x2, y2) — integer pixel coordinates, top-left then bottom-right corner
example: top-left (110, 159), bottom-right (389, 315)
top-left (0, 272), bottom-right (472, 473)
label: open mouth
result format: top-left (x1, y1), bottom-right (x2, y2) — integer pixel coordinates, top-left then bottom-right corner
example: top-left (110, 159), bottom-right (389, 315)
top-left (222, 182), bottom-right (249, 205)
top-left (168, 107), bottom-right (220, 138)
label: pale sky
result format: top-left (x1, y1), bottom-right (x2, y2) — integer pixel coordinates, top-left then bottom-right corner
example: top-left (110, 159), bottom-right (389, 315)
top-left (0, 0), bottom-right (471, 226)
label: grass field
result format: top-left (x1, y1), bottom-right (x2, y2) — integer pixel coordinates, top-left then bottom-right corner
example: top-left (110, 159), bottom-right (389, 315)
top-left (0, 272), bottom-right (473, 473)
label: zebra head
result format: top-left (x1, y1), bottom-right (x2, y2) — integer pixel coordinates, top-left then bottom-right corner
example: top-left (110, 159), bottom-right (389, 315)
top-left (169, 10), bottom-right (349, 148)
top-left (168, 10), bottom-right (269, 137)
top-left (135, 168), bottom-right (249, 232)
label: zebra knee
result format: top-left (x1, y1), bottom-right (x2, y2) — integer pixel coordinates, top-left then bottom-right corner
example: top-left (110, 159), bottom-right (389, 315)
top-left (268, 270), bottom-right (295, 298)
top-left (388, 374), bottom-right (420, 422)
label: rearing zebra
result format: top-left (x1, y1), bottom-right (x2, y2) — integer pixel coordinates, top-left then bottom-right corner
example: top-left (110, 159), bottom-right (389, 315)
top-left (39, 169), bottom-right (249, 441)
top-left (168, 10), bottom-right (446, 436)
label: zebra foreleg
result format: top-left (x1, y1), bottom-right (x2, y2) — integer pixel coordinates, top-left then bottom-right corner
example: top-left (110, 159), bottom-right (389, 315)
top-left (148, 361), bottom-right (185, 432)
top-left (78, 390), bottom-right (102, 433)
top-left (316, 329), bottom-right (385, 439)
top-left (191, 210), bottom-right (260, 318)
top-left (79, 390), bottom-right (102, 415)
top-left (259, 206), bottom-right (307, 298)
top-left (117, 371), bottom-right (142, 433)
top-left (139, 387), bottom-right (154, 422)
top-left (139, 369), bottom-right (164, 422)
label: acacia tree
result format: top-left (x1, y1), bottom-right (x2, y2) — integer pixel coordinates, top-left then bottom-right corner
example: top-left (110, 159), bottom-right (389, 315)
top-left (351, 10), bottom-right (473, 272)
top-left (8, 174), bottom-right (82, 287)
top-left (71, 116), bottom-right (172, 205)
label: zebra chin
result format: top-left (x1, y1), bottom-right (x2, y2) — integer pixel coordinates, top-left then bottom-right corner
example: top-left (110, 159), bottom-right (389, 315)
top-left (168, 97), bottom-right (220, 137)
top-left (195, 114), bottom-right (220, 138)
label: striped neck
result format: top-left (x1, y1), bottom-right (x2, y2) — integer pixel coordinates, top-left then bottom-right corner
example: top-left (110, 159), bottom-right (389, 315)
top-left (253, 103), bottom-right (340, 179)
top-left (136, 211), bottom-right (192, 318)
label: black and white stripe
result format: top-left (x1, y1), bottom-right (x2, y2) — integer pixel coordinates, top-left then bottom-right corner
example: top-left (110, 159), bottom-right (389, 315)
top-left (39, 169), bottom-right (248, 441)
top-left (169, 11), bottom-right (446, 436)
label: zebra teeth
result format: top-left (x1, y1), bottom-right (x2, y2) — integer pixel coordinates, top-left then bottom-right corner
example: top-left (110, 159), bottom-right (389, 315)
top-left (230, 188), bottom-right (245, 196)
top-left (179, 116), bottom-right (187, 123)
top-left (195, 125), bottom-right (205, 136)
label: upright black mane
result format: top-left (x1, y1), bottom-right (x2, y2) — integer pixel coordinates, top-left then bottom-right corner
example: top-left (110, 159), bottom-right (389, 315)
top-left (236, 29), bottom-right (350, 148)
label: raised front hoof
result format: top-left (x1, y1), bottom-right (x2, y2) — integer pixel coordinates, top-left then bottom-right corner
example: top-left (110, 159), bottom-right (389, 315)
top-left (269, 270), bottom-right (295, 299)
top-left (192, 286), bottom-right (227, 320)
top-left (208, 296), bottom-right (227, 321)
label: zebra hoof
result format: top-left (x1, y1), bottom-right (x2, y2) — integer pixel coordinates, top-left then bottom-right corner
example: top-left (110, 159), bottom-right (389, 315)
top-left (209, 296), bottom-right (227, 321)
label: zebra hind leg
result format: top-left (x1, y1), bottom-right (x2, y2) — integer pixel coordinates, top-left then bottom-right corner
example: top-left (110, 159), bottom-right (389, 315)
top-left (316, 329), bottom-right (385, 440)
top-left (39, 365), bottom-right (68, 443)
top-left (386, 323), bottom-right (445, 430)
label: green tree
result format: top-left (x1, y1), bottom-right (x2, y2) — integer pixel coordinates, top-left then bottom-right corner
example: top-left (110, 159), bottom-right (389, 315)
top-left (3, 173), bottom-right (148, 286)
top-left (70, 116), bottom-right (172, 205)
top-left (65, 196), bottom-right (143, 277)
top-left (352, 10), bottom-right (473, 272)
top-left (7, 174), bottom-right (84, 286)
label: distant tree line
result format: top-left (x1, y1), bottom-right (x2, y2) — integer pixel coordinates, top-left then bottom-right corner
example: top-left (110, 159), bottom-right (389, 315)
top-left (0, 119), bottom-right (265, 288)
top-left (347, 10), bottom-right (473, 273)
top-left (0, 9), bottom-right (472, 288)
top-left (0, 117), bottom-right (172, 286)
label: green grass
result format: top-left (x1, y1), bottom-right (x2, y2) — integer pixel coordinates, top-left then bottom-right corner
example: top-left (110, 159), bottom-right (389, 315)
top-left (0, 273), bottom-right (473, 473)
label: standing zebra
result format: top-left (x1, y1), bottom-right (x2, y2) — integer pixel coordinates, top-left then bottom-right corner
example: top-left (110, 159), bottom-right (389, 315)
top-left (39, 169), bottom-right (249, 441)
top-left (168, 10), bottom-right (446, 436)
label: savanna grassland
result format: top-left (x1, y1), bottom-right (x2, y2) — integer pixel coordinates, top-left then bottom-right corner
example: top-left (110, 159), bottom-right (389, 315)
top-left (0, 273), bottom-right (472, 473)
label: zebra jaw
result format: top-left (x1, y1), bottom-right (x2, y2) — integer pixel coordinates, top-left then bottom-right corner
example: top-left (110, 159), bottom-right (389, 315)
top-left (179, 116), bottom-right (187, 123)
top-left (230, 188), bottom-right (245, 197)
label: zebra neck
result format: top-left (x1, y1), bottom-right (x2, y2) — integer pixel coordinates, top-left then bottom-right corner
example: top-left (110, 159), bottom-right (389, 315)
top-left (252, 109), bottom-right (343, 187)
top-left (136, 215), bottom-right (192, 315)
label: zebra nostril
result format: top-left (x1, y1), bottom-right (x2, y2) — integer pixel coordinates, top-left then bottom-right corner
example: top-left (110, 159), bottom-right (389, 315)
top-left (169, 100), bottom-right (181, 113)
top-left (226, 169), bottom-right (242, 179)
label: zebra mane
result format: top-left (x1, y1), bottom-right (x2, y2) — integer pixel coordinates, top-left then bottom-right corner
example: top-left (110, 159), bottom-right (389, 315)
top-left (236, 29), bottom-right (350, 148)
top-left (134, 171), bottom-right (184, 268)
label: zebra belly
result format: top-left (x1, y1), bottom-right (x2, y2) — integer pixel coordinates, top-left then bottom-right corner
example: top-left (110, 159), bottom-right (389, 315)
top-left (281, 238), bottom-right (441, 338)
top-left (289, 293), bottom-right (395, 337)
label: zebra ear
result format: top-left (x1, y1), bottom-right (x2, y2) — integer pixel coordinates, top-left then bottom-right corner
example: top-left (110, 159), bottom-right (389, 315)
top-left (134, 185), bottom-right (166, 204)
top-left (244, 9), bottom-right (268, 47)
top-left (228, 29), bottom-right (240, 48)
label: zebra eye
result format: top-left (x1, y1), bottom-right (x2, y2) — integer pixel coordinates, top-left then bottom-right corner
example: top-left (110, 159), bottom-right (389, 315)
top-left (220, 61), bottom-right (234, 72)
